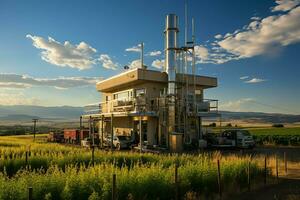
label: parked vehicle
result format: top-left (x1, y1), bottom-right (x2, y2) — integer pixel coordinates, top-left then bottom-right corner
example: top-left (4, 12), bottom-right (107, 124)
top-left (103, 135), bottom-right (133, 150)
top-left (210, 129), bottom-right (255, 149)
top-left (63, 129), bottom-right (90, 144)
top-left (47, 131), bottom-right (64, 143)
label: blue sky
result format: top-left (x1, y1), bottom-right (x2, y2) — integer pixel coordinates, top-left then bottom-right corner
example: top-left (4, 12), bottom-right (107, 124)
top-left (0, 0), bottom-right (299, 114)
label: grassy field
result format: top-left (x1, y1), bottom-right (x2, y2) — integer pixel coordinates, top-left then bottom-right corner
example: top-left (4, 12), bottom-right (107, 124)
top-left (0, 134), bottom-right (271, 200)
top-left (207, 126), bottom-right (300, 146)
top-left (247, 127), bottom-right (300, 136)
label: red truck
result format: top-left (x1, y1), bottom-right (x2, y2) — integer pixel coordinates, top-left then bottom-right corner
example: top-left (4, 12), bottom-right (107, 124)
top-left (64, 129), bottom-right (90, 144)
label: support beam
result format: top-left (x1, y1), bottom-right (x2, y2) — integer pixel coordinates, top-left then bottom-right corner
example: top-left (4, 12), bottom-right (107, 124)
top-left (139, 113), bottom-right (143, 153)
top-left (101, 115), bottom-right (104, 148)
top-left (111, 114), bottom-right (114, 151)
top-left (89, 116), bottom-right (92, 139)
top-left (91, 119), bottom-right (95, 146)
top-left (79, 116), bottom-right (82, 130)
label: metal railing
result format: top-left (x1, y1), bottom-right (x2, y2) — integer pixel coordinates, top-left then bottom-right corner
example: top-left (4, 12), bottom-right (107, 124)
top-left (84, 96), bottom-right (159, 114)
top-left (84, 97), bottom-right (218, 115)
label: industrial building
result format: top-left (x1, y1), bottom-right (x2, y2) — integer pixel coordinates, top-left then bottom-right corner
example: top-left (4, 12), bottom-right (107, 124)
top-left (81, 14), bottom-right (219, 152)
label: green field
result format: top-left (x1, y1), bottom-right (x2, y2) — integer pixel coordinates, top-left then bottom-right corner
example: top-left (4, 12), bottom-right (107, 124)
top-left (247, 127), bottom-right (300, 136)
top-left (0, 135), bottom-right (270, 200)
top-left (208, 126), bottom-right (300, 146)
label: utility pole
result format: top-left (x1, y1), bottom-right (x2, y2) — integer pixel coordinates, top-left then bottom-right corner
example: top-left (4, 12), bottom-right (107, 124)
top-left (32, 119), bottom-right (38, 141)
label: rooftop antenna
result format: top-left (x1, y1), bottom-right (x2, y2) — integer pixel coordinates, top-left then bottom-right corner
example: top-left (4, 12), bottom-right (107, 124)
top-left (140, 42), bottom-right (145, 69)
top-left (185, 0), bottom-right (188, 46)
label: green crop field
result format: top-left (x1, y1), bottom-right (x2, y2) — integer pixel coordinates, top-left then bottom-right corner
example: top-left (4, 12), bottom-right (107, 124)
top-left (248, 127), bottom-right (300, 136)
top-left (0, 135), bottom-right (271, 200)
top-left (247, 127), bottom-right (300, 146)
top-left (208, 126), bottom-right (300, 146)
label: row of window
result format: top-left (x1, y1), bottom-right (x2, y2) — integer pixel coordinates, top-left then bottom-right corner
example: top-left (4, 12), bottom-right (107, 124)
top-left (106, 88), bottom-right (146, 101)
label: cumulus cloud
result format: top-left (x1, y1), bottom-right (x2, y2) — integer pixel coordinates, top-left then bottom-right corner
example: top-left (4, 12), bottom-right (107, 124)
top-left (197, 0), bottom-right (300, 64)
top-left (128, 59), bottom-right (142, 69)
top-left (250, 16), bottom-right (261, 20)
top-left (214, 34), bottom-right (223, 39)
top-left (98, 54), bottom-right (118, 70)
top-left (148, 50), bottom-right (162, 56)
top-left (125, 44), bottom-right (141, 52)
top-left (271, 0), bottom-right (300, 12)
top-left (151, 59), bottom-right (165, 69)
top-left (240, 76), bottom-right (249, 80)
top-left (244, 78), bottom-right (267, 83)
top-left (0, 73), bottom-right (102, 89)
top-left (26, 35), bottom-right (98, 70)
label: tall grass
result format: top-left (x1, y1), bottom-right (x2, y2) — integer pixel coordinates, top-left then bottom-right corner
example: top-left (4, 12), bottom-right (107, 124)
top-left (0, 135), bottom-right (268, 199)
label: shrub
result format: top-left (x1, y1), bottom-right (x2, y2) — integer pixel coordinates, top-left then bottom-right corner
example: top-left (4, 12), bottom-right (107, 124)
top-left (208, 123), bottom-right (216, 127)
top-left (272, 124), bottom-right (284, 128)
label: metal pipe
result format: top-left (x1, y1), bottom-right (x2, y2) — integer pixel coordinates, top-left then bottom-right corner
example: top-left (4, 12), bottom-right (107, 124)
top-left (165, 14), bottom-right (178, 136)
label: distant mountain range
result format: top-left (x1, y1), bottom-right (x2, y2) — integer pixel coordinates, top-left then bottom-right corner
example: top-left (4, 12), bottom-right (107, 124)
top-left (220, 111), bottom-right (300, 123)
top-left (0, 105), bottom-right (299, 123)
top-left (0, 105), bottom-right (84, 120)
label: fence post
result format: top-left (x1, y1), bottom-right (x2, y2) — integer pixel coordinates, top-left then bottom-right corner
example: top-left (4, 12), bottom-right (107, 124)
top-left (25, 151), bottom-right (28, 166)
top-left (112, 173), bottom-right (116, 200)
top-left (175, 163), bottom-right (179, 200)
top-left (264, 156), bottom-right (267, 186)
top-left (276, 155), bottom-right (279, 182)
top-left (247, 161), bottom-right (251, 191)
top-left (28, 187), bottom-right (33, 200)
top-left (92, 146), bottom-right (95, 167)
top-left (284, 152), bottom-right (287, 175)
top-left (217, 160), bottom-right (222, 199)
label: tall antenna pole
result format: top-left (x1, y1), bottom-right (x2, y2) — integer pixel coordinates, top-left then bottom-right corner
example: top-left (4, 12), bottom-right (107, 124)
top-left (185, 0), bottom-right (188, 46)
top-left (140, 42), bottom-right (144, 69)
top-left (192, 17), bottom-right (195, 44)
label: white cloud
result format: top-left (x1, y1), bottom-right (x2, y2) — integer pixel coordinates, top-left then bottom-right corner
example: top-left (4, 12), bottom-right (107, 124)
top-left (272, 0), bottom-right (300, 12)
top-left (0, 82), bottom-right (31, 89)
top-left (129, 59), bottom-right (142, 69)
top-left (214, 34), bottom-right (223, 39)
top-left (197, 1), bottom-right (300, 64)
top-left (218, 4), bottom-right (300, 59)
top-left (194, 45), bottom-right (210, 63)
top-left (125, 44), bottom-right (141, 52)
top-left (0, 92), bottom-right (40, 105)
top-left (219, 98), bottom-right (254, 112)
top-left (26, 35), bottom-right (97, 70)
top-left (250, 16), bottom-right (261, 21)
top-left (148, 50), bottom-right (162, 56)
top-left (244, 78), bottom-right (267, 83)
top-left (240, 76), bottom-right (249, 80)
top-left (0, 73), bottom-right (102, 89)
top-left (98, 54), bottom-right (118, 70)
top-left (151, 59), bottom-right (165, 69)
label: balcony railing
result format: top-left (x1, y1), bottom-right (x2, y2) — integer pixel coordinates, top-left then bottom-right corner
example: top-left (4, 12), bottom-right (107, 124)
top-left (84, 97), bottom-right (218, 116)
top-left (84, 96), bottom-right (159, 114)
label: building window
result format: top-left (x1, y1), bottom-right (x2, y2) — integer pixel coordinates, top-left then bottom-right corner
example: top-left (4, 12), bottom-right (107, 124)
top-left (135, 88), bottom-right (145, 97)
top-left (113, 90), bottom-right (133, 101)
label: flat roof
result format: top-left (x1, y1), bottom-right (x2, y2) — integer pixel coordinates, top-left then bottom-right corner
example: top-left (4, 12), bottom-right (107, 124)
top-left (96, 68), bottom-right (217, 92)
